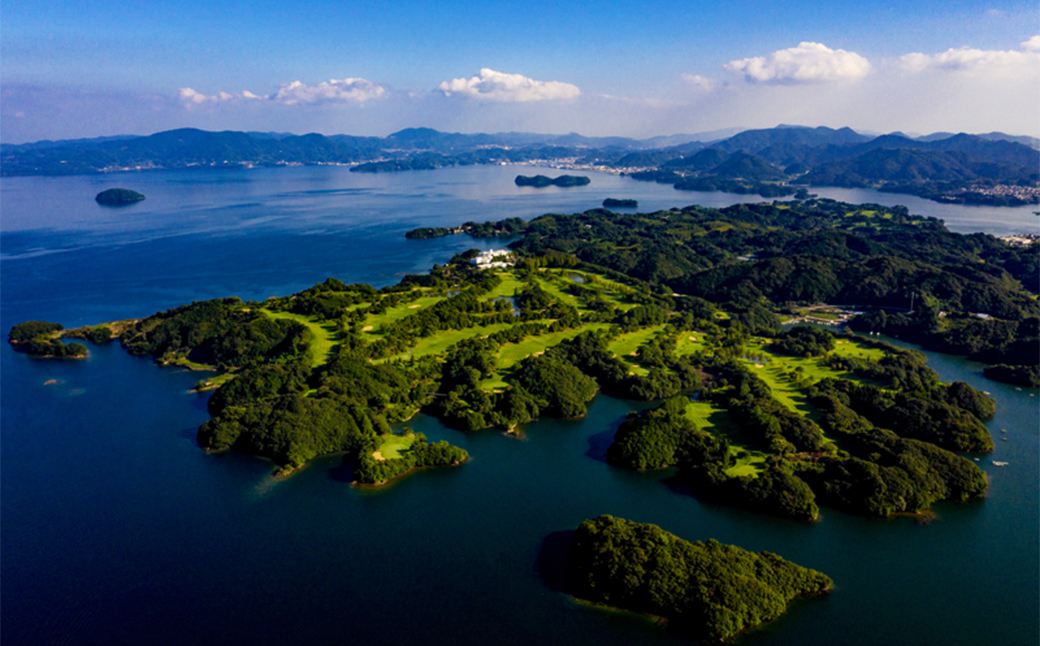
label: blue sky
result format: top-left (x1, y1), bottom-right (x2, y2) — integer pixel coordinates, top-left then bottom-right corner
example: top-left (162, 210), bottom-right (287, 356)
top-left (2, 0), bottom-right (1038, 142)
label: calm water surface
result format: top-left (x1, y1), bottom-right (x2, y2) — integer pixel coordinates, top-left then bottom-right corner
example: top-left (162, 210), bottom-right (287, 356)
top-left (2, 165), bottom-right (1037, 645)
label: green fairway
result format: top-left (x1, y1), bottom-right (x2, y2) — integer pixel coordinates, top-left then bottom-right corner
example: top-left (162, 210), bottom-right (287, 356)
top-left (373, 432), bottom-right (416, 460)
top-left (533, 275), bottom-right (582, 309)
top-left (478, 323), bottom-right (611, 390)
top-left (674, 331), bottom-right (709, 357)
top-left (497, 324), bottom-right (610, 369)
top-left (376, 322), bottom-right (519, 362)
top-left (262, 309), bottom-right (338, 368)
top-left (609, 326), bottom-right (664, 356)
top-left (361, 295), bottom-right (444, 339)
top-left (684, 401), bottom-right (768, 477)
top-left (480, 271), bottom-right (524, 300)
top-left (832, 338), bottom-right (885, 360)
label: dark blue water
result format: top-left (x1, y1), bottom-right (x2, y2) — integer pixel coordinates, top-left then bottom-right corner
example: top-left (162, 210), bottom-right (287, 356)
top-left (2, 165), bottom-right (1037, 646)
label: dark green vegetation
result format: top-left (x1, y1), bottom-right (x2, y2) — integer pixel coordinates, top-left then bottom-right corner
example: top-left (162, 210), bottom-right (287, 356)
top-left (16, 200), bottom-right (1024, 508)
top-left (354, 432), bottom-right (468, 485)
top-left (8, 321), bottom-right (88, 358)
top-left (603, 198), bottom-right (637, 208)
top-left (95, 188), bottom-right (145, 205)
top-left (515, 174), bottom-right (591, 188)
top-left (479, 199), bottom-right (1039, 383)
top-left (567, 516), bottom-right (833, 642)
top-left (10, 125), bottom-right (1034, 207)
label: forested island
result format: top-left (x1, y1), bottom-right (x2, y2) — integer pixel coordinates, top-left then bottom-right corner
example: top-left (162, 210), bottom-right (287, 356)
top-left (11, 199), bottom-right (1032, 512)
top-left (95, 188), bottom-right (145, 205)
top-left (515, 174), bottom-right (591, 188)
top-left (567, 516), bottom-right (833, 641)
top-left (8, 321), bottom-right (88, 358)
top-left (602, 198), bottom-right (637, 208)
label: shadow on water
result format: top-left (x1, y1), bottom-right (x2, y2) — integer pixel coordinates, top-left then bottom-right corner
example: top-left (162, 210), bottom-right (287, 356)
top-left (535, 530), bottom-right (575, 593)
top-left (328, 457), bottom-right (357, 484)
top-left (178, 426), bottom-right (200, 442)
top-left (584, 413), bottom-right (631, 462)
top-left (660, 473), bottom-right (692, 498)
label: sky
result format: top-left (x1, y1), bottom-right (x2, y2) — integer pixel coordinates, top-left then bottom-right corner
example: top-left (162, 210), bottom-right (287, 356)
top-left (2, 0), bottom-right (1038, 143)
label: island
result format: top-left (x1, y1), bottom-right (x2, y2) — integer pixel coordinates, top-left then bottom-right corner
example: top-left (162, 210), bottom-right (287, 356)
top-left (602, 198), bottom-right (637, 208)
top-left (567, 515), bottom-right (833, 642)
top-left (95, 188), bottom-right (146, 205)
top-left (515, 174), bottom-right (590, 188)
top-left (8, 321), bottom-right (88, 358)
top-left (13, 199), bottom-right (1029, 511)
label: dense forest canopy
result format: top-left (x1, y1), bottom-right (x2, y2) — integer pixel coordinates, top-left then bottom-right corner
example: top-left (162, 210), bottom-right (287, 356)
top-left (567, 515), bottom-right (833, 641)
top-left (11, 200), bottom-right (1028, 513)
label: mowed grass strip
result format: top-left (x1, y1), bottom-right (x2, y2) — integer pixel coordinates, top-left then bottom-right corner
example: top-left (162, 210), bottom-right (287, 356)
top-left (674, 331), bottom-right (709, 357)
top-left (480, 271), bottom-right (525, 300)
top-left (608, 325), bottom-right (664, 358)
top-left (262, 309), bottom-right (338, 368)
top-left (374, 322), bottom-right (519, 363)
top-left (374, 432), bottom-right (416, 460)
top-left (684, 401), bottom-right (767, 477)
top-left (541, 270), bottom-right (638, 313)
top-left (497, 324), bottom-right (611, 369)
top-left (831, 337), bottom-right (885, 360)
top-left (361, 295), bottom-right (444, 339)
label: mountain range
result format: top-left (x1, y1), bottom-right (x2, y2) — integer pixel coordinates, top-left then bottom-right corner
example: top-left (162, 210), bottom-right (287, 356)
top-left (2, 125), bottom-right (1037, 206)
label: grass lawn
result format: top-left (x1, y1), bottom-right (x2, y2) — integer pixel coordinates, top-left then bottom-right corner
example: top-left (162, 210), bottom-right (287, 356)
top-left (674, 331), bottom-right (709, 357)
top-left (479, 323), bottom-right (611, 390)
top-left (608, 325), bottom-right (664, 358)
top-left (374, 432), bottom-right (416, 460)
top-left (375, 322), bottom-right (519, 363)
top-left (480, 271), bottom-right (524, 300)
top-left (194, 372), bottom-right (236, 391)
top-left (533, 275), bottom-right (582, 309)
top-left (832, 338), bottom-right (885, 360)
top-left (360, 295), bottom-right (444, 338)
top-left (684, 401), bottom-right (768, 477)
top-left (262, 309), bottom-right (338, 368)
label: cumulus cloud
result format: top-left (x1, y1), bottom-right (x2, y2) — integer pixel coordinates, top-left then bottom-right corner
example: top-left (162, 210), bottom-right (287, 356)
top-left (272, 78), bottom-right (387, 105)
top-left (178, 78), bottom-right (388, 109)
top-left (681, 74), bottom-right (718, 91)
top-left (899, 40), bottom-right (1040, 74)
top-left (178, 88), bottom-right (250, 105)
top-left (438, 68), bottom-right (580, 102)
top-left (725, 42), bottom-right (872, 83)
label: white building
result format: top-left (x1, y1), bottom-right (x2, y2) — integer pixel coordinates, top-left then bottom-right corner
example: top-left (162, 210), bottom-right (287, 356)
top-left (470, 249), bottom-right (514, 269)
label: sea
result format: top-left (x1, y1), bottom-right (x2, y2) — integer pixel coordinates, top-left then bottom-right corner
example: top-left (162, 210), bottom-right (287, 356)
top-left (2, 164), bottom-right (1037, 646)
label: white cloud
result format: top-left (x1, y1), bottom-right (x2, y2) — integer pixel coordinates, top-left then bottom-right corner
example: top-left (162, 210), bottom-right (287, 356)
top-left (272, 78), bottom-right (387, 105)
top-left (681, 74), bottom-right (717, 91)
top-left (179, 87), bottom-right (264, 107)
top-left (899, 42), bottom-right (1040, 74)
top-left (725, 42), bottom-right (872, 83)
top-left (438, 68), bottom-right (580, 102)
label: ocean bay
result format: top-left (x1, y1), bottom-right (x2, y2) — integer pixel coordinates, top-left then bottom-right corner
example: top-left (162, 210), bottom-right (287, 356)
top-left (2, 164), bottom-right (1037, 645)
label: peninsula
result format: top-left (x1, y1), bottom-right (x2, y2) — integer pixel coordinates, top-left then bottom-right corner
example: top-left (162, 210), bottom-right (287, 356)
top-left (12, 199), bottom-right (1023, 519)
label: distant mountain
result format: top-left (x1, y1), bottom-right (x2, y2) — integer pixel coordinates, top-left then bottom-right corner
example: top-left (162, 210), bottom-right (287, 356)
top-left (710, 151), bottom-right (787, 180)
top-left (1, 124), bottom-right (1037, 209)
top-left (918, 131), bottom-right (1040, 150)
top-left (662, 148), bottom-right (730, 171)
top-left (712, 126), bottom-right (871, 154)
top-left (802, 148), bottom-right (1033, 187)
top-left (0, 134), bottom-right (139, 153)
